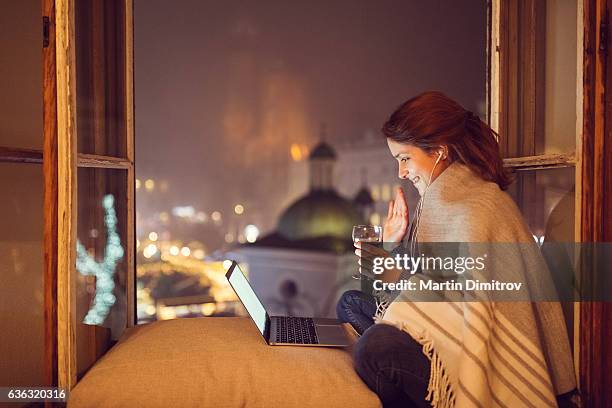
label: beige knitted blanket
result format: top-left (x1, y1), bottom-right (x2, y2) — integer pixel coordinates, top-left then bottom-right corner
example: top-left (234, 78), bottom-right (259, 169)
top-left (380, 163), bottom-right (575, 407)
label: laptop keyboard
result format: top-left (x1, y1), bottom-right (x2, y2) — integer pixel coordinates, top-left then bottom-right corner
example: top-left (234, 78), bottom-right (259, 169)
top-left (275, 317), bottom-right (319, 344)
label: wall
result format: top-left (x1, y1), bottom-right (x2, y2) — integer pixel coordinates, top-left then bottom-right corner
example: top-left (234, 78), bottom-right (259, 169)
top-left (0, 0), bottom-right (45, 394)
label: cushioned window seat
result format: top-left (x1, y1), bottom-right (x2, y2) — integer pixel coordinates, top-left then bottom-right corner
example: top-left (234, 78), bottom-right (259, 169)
top-left (68, 317), bottom-right (382, 408)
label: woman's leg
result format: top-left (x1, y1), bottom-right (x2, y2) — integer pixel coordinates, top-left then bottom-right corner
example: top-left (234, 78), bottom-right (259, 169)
top-left (336, 290), bottom-right (377, 335)
top-left (353, 323), bottom-right (431, 408)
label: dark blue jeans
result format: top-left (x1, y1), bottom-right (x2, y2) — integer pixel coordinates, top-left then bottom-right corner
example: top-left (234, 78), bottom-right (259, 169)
top-left (336, 290), bottom-right (431, 408)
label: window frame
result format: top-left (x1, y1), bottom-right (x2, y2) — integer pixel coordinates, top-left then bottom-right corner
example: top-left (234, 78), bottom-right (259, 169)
top-left (43, 0), bottom-right (135, 390)
top-left (490, 0), bottom-right (611, 405)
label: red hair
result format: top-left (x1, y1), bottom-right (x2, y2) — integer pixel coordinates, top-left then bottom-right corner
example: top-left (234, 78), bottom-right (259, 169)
top-left (382, 91), bottom-right (512, 190)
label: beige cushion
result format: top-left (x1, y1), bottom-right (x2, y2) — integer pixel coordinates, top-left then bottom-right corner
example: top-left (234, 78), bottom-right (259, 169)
top-left (69, 317), bottom-right (381, 408)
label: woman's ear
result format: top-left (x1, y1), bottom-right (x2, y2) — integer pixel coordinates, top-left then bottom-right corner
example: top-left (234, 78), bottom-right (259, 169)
top-left (437, 145), bottom-right (449, 161)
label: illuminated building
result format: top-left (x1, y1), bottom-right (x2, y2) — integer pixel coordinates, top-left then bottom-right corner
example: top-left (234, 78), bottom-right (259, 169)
top-left (236, 141), bottom-right (365, 317)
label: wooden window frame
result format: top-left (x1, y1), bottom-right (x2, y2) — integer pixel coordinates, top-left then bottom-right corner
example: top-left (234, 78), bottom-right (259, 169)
top-left (490, 0), bottom-right (611, 406)
top-left (43, 0), bottom-right (135, 391)
top-left (0, 147), bottom-right (43, 164)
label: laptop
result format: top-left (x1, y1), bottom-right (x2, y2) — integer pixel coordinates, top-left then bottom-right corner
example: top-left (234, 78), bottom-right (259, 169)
top-left (225, 261), bottom-right (352, 347)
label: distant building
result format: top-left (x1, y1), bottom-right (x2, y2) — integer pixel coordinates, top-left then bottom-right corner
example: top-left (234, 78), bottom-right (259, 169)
top-left (235, 141), bottom-right (365, 317)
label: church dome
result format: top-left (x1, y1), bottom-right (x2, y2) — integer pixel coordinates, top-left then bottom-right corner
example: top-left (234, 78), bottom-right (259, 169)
top-left (353, 187), bottom-right (374, 207)
top-left (277, 190), bottom-right (364, 241)
top-left (309, 141), bottom-right (337, 160)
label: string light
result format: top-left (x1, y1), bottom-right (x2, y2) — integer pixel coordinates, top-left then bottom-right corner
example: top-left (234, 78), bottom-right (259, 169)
top-left (76, 194), bottom-right (124, 326)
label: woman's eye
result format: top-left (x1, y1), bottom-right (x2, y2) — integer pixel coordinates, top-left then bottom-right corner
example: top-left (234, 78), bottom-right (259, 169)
top-left (400, 158), bottom-right (408, 163)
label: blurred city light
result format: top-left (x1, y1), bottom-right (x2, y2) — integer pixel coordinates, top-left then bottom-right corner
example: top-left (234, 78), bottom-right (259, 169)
top-left (244, 224), bottom-right (259, 243)
top-left (369, 213), bottom-right (381, 226)
top-left (172, 206), bottom-right (195, 218)
top-left (144, 179), bottom-right (155, 191)
top-left (135, 179), bottom-right (141, 190)
top-left (234, 204), bottom-right (244, 215)
top-left (201, 303), bottom-right (216, 316)
top-left (169, 245), bottom-right (180, 256)
top-left (211, 211), bottom-right (222, 222)
top-left (290, 143), bottom-right (303, 161)
top-left (143, 243), bottom-right (157, 258)
top-left (148, 231), bottom-right (158, 241)
top-left (181, 246), bottom-right (191, 256)
top-left (222, 260), bottom-right (233, 270)
top-left (193, 249), bottom-right (205, 259)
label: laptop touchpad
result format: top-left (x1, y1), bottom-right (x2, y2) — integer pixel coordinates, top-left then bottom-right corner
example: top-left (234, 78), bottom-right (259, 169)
top-left (316, 325), bottom-right (347, 342)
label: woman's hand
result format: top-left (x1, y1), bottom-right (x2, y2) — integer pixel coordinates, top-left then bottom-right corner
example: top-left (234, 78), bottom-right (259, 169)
top-left (383, 186), bottom-right (409, 243)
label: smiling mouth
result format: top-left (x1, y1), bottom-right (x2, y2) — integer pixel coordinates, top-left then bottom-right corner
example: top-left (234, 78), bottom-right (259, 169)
top-left (410, 176), bottom-right (420, 184)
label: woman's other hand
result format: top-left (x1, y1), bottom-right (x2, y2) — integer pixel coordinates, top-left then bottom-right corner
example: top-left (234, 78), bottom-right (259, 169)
top-left (355, 241), bottom-right (402, 283)
top-left (383, 186), bottom-right (409, 242)
top-left (354, 241), bottom-right (389, 278)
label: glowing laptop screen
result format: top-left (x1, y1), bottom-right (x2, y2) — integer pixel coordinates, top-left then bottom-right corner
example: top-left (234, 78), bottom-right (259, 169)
top-left (227, 263), bottom-right (267, 335)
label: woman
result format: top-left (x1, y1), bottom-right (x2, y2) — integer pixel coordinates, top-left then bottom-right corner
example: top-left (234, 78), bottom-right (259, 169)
top-left (337, 92), bottom-right (575, 407)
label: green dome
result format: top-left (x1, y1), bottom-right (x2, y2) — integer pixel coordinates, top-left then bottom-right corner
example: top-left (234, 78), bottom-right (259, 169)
top-left (277, 191), bottom-right (364, 241)
top-left (309, 141), bottom-right (337, 160)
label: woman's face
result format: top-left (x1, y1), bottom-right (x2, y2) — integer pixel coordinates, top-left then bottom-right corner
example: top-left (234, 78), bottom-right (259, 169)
top-left (387, 139), bottom-right (448, 196)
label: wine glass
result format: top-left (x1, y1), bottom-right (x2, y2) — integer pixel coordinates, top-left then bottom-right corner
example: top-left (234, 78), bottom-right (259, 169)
top-left (351, 225), bottom-right (383, 280)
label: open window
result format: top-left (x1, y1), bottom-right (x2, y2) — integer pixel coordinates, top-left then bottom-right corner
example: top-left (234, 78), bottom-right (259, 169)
top-left (42, 0), bottom-right (135, 390)
top-left (2, 0), bottom-right (610, 403)
top-left (490, 0), bottom-right (611, 405)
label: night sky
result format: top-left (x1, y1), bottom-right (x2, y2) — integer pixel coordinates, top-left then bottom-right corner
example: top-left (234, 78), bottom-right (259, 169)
top-left (134, 0), bottom-right (486, 226)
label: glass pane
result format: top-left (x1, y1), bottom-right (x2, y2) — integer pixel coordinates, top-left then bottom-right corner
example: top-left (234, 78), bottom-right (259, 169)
top-left (507, 167), bottom-right (575, 242)
top-left (507, 166), bottom-right (576, 347)
top-left (0, 1), bottom-right (42, 149)
top-left (75, 0), bottom-right (127, 157)
top-left (76, 168), bottom-right (128, 376)
top-left (0, 163), bottom-right (45, 389)
top-left (542, 0), bottom-right (577, 155)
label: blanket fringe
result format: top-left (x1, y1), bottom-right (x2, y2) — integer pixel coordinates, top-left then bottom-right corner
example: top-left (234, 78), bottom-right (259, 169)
top-left (405, 325), bottom-right (455, 408)
top-left (373, 293), bottom-right (390, 323)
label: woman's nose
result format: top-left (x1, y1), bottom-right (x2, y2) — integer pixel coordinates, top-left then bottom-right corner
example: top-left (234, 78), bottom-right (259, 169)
top-left (398, 166), bottom-right (409, 179)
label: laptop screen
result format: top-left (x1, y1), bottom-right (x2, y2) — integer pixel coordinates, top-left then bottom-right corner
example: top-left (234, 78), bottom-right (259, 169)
top-left (226, 262), bottom-right (268, 335)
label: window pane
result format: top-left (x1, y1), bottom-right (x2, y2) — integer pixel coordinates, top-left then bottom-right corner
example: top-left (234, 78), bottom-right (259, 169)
top-left (507, 167), bottom-right (575, 242)
top-left (0, 1), bottom-right (42, 149)
top-left (135, 0), bottom-right (487, 321)
top-left (0, 163), bottom-right (45, 389)
top-left (76, 168), bottom-right (128, 376)
top-left (506, 167), bottom-right (576, 347)
top-left (75, 0), bottom-right (127, 157)
top-left (542, 0), bottom-right (577, 155)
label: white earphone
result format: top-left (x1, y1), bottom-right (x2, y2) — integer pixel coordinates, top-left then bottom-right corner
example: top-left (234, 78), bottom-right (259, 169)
top-left (427, 150), bottom-right (444, 186)
top-left (411, 148), bottom-right (445, 256)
